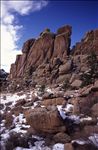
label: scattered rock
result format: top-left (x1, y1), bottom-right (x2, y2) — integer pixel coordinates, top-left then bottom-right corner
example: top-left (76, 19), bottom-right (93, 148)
top-left (59, 60), bottom-right (72, 75)
top-left (15, 99), bottom-right (26, 107)
top-left (53, 132), bottom-right (71, 143)
top-left (64, 143), bottom-right (74, 150)
top-left (5, 113), bottom-right (13, 128)
top-left (71, 79), bottom-right (82, 89)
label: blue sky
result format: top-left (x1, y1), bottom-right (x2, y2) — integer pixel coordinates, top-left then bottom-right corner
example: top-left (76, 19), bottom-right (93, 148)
top-left (18, 0), bottom-right (98, 48)
top-left (1, 0), bottom-right (98, 72)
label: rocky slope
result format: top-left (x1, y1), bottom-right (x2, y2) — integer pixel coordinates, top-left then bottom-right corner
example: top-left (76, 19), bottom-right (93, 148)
top-left (0, 25), bottom-right (98, 150)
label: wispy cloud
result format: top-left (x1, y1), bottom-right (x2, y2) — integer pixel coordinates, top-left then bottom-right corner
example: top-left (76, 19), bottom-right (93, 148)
top-left (1, 0), bottom-right (48, 72)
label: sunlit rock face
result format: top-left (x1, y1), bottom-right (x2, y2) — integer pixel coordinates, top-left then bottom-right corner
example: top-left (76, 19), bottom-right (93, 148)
top-left (9, 25), bottom-right (72, 81)
top-left (9, 26), bottom-right (98, 88)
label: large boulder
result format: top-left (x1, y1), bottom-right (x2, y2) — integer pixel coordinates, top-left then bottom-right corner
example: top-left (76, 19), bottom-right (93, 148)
top-left (25, 106), bottom-right (66, 133)
top-left (53, 132), bottom-right (71, 143)
top-left (64, 143), bottom-right (74, 150)
top-left (59, 60), bottom-right (72, 75)
top-left (73, 91), bottom-right (98, 115)
top-left (71, 79), bottom-right (82, 89)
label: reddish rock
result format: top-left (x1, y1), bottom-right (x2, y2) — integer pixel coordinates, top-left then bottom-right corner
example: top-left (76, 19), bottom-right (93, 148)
top-left (41, 97), bottom-right (66, 106)
top-left (71, 79), bottom-right (82, 89)
top-left (5, 113), bottom-right (13, 128)
top-left (53, 132), bottom-right (71, 143)
top-left (53, 25), bottom-right (72, 58)
top-left (59, 60), bottom-right (72, 75)
top-left (91, 103), bottom-right (98, 117)
top-left (64, 143), bottom-right (74, 150)
top-left (9, 27), bottom-right (98, 88)
top-left (72, 29), bottom-right (98, 55)
top-left (25, 106), bottom-right (66, 133)
top-left (22, 38), bottom-right (35, 53)
top-left (11, 106), bottom-right (24, 116)
top-left (26, 32), bottom-right (54, 68)
top-left (83, 125), bottom-right (98, 136)
top-left (73, 91), bottom-right (98, 115)
top-left (57, 25), bottom-right (72, 36)
top-left (15, 99), bottom-right (26, 107)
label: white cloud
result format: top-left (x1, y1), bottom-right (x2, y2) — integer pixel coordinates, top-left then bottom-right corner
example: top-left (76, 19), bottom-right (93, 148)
top-left (1, 0), bottom-right (48, 72)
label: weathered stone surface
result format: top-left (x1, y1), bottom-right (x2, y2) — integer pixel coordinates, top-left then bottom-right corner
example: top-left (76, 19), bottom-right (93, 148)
top-left (5, 113), bottom-right (13, 128)
top-left (71, 79), bottom-right (82, 88)
top-left (25, 106), bottom-right (66, 133)
top-left (53, 132), bottom-right (71, 143)
top-left (9, 25), bottom-right (72, 82)
top-left (22, 38), bottom-right (35, 53)
top-left (64, 143), bottom-right (74, 150)
top-left (56, 74), bottom-right (71, 84)
top-left (41, 97), bottom-right (66, 106)
top-left (73, 91), bottom-right (98, 115)
top-left (83, 125), bottom-right (98, 136)
top-left (53, 25), bottom-right (72, 58)
top-left (72, 29), bottom-right (98, 55)
top-left (57, 25), bottom-right (72, 36)
top-left (91, 103), bottom-right (98, 117)
top-left (59, 60), bottom-right (72, 75)
top-left (26, 32), bottom-right (54, 68)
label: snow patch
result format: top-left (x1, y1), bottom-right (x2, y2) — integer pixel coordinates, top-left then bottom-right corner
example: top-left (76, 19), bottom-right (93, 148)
top-left (89, 134), bottom-right (98, 147)
top-left (72, 139), bottom-right (87, 145)
top-left (57, 105), bottom-right (80, 124)
top-left (46, 88), bottom-right (53, 94)
top-left (64, 103), bottom-right (74, 113)
top-left (52, 143), bottom-right (64, 150)
top-left (57, 105), bottom-right (66, 120)
top-left (80, 116), bottom-right (92, 122)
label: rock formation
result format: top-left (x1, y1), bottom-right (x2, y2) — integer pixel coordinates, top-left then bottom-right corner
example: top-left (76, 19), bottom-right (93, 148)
top-left (9, 25), bottom-right (72, 84)
top-left (9, 26), bottom-right (98, 90)
top-left (1, 25), bottom-right (98, 150)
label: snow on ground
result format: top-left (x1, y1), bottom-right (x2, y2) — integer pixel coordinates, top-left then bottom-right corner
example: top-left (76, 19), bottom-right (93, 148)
top-left (52, 143), bottom-right (64, 150)
top-left (89, 134), bottom-right (98, 147)
top-left (57, 105), bottom-right (94, 125)
top-left (57, 105), bottom-right (80, 124)
top-left (57, 105), bottom-right (67, 119)
top-left (80, 116), bottom-right (92, 122)
top-left (1, 93), bottom-right (26, 105)
top-left (14, 142), bottom-right (64, 150)
top-left (1, 87), bottom-right (98, 150)
top-left (63, 103), bottom-right (74, 113)
top-left (0, 113), bottom-right (30, 141)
